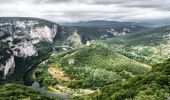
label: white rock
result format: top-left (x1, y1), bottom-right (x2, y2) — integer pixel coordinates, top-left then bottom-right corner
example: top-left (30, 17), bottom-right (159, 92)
top-left (0, 56), bottom-right (15, 79)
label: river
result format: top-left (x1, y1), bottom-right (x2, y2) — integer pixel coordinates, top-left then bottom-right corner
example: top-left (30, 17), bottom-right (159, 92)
top-left (23, 59), bottom-right (70, 100)
top-left (30, 81), bottom-right (70, 100)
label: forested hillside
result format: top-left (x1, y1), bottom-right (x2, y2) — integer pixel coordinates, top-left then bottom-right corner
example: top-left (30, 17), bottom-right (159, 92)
top-left (84, 59), bottom-right (170, 100)
top-left (34, 44), bottom-right (150, 98)
top-left (0, 84), bottom-right (56, 100)
top-left (95, 25), bottom-right (170, 64)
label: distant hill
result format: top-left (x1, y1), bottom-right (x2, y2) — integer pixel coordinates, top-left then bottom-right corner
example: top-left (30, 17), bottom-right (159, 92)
top-left (95, 25), bottom-right (170, 64)
top-left (101, 25), bottom-right (170, 46)
top-left (59, 20), bottom-right (146, 27)
top-left (59, 20), bottom-right (149, 43)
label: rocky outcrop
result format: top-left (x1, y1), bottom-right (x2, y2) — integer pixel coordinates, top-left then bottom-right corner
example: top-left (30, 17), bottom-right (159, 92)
top-left (0, 17), bottom-right (59, 79)
top-left (0, 56), bottom-right (15, 79)
top-left (12, 40), bottom-right (37, 58)
top-left (65, 30), bottom-right (83, 47)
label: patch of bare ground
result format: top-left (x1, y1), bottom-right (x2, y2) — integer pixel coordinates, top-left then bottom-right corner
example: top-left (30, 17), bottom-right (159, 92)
top-left (48, 65), bottom-right (71, 82)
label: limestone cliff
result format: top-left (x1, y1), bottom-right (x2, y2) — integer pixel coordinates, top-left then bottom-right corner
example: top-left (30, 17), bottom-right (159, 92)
top-left (0, 17), bottom-right (59, 79)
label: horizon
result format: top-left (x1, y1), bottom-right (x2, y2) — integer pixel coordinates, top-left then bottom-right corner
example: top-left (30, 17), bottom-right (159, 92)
top-left (0, 0), bottom-right (170, 24)
top-left (0, 16), bottom-right (168, 27)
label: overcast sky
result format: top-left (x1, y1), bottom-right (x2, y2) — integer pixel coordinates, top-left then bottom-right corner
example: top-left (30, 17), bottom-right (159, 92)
top-left (0, 0), bottom-right (170, 23)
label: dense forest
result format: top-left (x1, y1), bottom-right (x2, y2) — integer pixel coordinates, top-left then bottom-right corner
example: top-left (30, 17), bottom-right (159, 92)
top-left (0, 84), bottom-right (56, 100)
top-left (88, 59), bottom-right (170, 100)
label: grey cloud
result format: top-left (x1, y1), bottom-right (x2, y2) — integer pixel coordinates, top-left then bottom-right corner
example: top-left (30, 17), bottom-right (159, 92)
top-left (33, 0), bottom-right (74, 4)
top-left (0, 0), bottom-right (170, 23)
top-left (0, 0), bottom-right (16, 3)
top-left (42, 9), bottom-right (132, 22)
top-left (90, 0), bottom-right (170, 11)
top-left (2, 0), bottom-right (170, 11)
top-left (89, 0), bottom-right (149, 5)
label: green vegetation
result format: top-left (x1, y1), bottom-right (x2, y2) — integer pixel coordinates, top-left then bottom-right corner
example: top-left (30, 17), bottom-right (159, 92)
top-left (0, 83), bottom-right (55, 100)
top-left (95, 25), bottom-right (170, 64)
top-left (82, 59), bottom-right (170, 100)
top-left (35, 63), bottom-right (59, 87)
top-left (35, 44), bottom-right (150, 90)
top-left (54, 30), bottom-right (83, 48)
top-left (0, 42), bottom-right (12, 62)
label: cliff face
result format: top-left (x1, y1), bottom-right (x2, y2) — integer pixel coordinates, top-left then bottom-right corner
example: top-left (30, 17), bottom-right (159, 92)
top-left (0, 56), bottom-right (15, 79)
top-left (0, 17), bottom-right (58, 80)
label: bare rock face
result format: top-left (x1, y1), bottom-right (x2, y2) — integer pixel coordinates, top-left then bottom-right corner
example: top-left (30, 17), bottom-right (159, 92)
top-left (0, 42), bottom-right (14, 79)
top-left (0, 17), bottom-right (59, 79)
top-left (0, 56), bottom-right (15, 79)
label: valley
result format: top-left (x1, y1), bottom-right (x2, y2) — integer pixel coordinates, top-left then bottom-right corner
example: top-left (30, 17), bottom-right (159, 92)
top-left (0, 17), bottom-right (170, 100)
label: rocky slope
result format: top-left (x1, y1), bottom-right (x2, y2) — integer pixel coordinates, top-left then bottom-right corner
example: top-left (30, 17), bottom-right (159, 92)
top-left (0, 17), bottom-right (59, 81)
top-left (60, 20), bottom-right (148, 41)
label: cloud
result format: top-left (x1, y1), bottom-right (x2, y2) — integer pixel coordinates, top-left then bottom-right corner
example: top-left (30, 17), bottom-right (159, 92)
top-left (90, 0), bottom-right (170, 11)
top-left (0, 0), bottom-right (170, 23)
top-left (33, 0), bottom-right (72, 4)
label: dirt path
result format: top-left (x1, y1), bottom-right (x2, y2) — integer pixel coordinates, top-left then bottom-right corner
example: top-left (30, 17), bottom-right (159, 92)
top-left (48, 66), bottom-right (71, 81)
